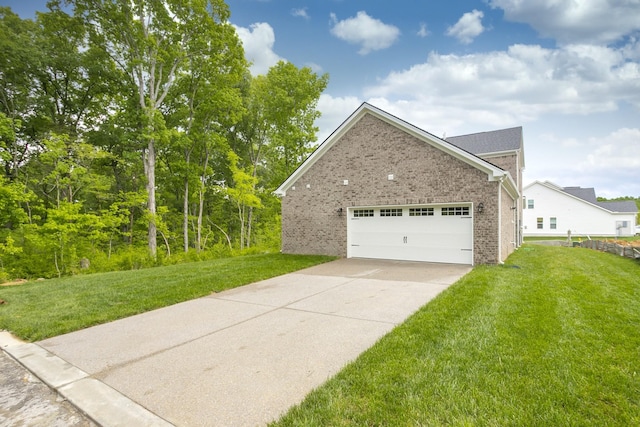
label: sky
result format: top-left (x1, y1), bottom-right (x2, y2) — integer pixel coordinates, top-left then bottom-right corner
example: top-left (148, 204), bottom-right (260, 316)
top-left (5, 0), bottom-right (640, 198)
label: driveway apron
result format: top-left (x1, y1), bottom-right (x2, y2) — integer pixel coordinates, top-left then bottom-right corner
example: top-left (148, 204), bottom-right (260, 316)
top-left (32, 259), bottom-right (470, 426)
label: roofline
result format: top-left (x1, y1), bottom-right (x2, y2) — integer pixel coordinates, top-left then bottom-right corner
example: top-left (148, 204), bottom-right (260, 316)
top-left (276, 102), bottom-right (518, 197)
top-left (447, 126), bottom-right (523, 139)
top-left (523, 180), bottom-right (637, 214)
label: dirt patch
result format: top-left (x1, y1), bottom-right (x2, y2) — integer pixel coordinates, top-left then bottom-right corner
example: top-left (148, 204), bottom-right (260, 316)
top-left (0, 279), bottom-right (28, 287)
top-left (602, 239), bottom-right (640, 248)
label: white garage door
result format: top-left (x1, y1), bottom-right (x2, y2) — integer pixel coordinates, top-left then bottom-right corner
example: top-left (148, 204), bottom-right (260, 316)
top-left (347, 205), bottom-right (473, 265)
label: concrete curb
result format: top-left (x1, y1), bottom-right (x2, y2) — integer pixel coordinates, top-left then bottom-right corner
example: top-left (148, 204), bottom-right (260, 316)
top-left (0, 331), bottom-right (173, 427)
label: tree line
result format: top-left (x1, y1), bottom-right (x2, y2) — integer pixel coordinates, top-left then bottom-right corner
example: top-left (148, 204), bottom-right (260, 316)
top-left (0, 0), bottom-right (328, 280)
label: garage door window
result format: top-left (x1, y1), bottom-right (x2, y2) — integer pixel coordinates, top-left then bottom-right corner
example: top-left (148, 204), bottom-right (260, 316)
top-left (380, 208), bottom-right (403, 217)
top-left (442, 206), bottom-right (470, 216)
top-left (409, 207), bottom-right (434, 216)
top-left (353, 209), bottom-right (374, 217)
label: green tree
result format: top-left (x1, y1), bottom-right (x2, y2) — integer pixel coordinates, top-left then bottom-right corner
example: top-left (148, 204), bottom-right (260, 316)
top-left (261, 61), bottom-right (328, 186)
top-left (0, 8), bottom-right (38, 181)
top-left (164, 33), bottom-right (246, 252)
top-left (228, 62), bottom-right (328, 247)
top-left (33, 133), bottom-right (110, 208)
top-left (226, 150), bottom-right (261, 249)
top-left (73, 0), bottom-right (245, 258)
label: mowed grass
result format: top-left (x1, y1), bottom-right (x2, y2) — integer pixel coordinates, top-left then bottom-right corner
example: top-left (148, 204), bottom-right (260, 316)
top-left (273, 246), bottom-right (640, 426)
top-left (0, 253), bottom-right (334, 341)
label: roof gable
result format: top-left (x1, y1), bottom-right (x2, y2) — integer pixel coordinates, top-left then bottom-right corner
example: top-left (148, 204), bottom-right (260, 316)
top-left (524, 181), bottom-right (638, 214)
top-left (561, 185), bottom-right (637, 213)
top-left (276, 103), bottom-right (517, 197)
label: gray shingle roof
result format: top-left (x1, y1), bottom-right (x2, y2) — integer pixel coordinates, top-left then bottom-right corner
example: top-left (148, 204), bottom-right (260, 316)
top-left (562, 186), bottom-right (637, 213)
top-left (562, 186), bottom-right (597, 203)
top-left (447, 126), bottom-right (523, 155)
top-left (595, 200), bottom-right (638, 213)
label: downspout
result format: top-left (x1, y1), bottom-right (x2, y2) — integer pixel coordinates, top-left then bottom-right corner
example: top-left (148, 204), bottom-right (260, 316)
top-left (498, 176), bottom-right (504, 264)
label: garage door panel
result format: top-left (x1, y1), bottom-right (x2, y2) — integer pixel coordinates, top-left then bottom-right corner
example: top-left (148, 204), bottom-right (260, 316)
top-left (351, 244), bottom-right (471, 264)
top-left (348, 206), bottom-right (473, 265)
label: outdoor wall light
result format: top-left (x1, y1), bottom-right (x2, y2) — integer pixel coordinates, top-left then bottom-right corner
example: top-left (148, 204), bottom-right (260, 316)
top-left (477, 203), bottom-right (484, 214)
top-left (337, 207), bottom-right (343, 216)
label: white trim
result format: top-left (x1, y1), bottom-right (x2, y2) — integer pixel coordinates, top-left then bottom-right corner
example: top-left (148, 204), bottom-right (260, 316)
top-left (498, 182), bottom-right (502, 263)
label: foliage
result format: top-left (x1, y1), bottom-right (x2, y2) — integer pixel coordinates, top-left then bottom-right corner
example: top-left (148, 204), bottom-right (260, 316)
top-left (0, 2), bottom-right (328, 280)
top-left (0, 253), bottom-right (335, 341)
top-left (274, 246), bottom-right (640, 426)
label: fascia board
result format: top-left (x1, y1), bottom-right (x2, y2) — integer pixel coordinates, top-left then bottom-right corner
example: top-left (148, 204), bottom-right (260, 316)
top-left (501, 173), bottom-right (520, 199)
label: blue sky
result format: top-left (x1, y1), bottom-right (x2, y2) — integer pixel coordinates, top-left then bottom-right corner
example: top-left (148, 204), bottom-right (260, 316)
top-left (5, 0), bottom-right (640, 197)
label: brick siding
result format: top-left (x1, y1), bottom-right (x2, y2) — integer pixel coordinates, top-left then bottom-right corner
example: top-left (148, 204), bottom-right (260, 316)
top-left (281, 113), bottom-right (507, 264)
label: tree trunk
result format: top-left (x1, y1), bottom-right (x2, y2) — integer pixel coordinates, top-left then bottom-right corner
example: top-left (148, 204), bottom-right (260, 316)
top-left (144, 139), bottom-right (157, 258)
top-left (247, 206), bottom-right (253, 248)
top-left (237, 203), bottom-right (245, 250)
top-left (196, 150), bottom-right (209, 252)
top-left (183, 178), bottom-right (189, 252)
top-left (197, 186), bottom-right (204, 252)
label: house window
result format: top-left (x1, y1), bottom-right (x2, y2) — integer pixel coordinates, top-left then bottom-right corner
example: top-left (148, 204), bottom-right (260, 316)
top-left (380, 208), bottom-right (403, 217)
top-left (409, 207), bottom-right (434, 216)
top-left (353, 209), bottom-right (374, 217)
top-left (442, 206), bottom-right (470, 216)
top-left (537, 217), bottom-right (543, 229)
top-left (550, 217), bottom-right (557, 230)
top-left (527, 199), bottom-right (534, 209)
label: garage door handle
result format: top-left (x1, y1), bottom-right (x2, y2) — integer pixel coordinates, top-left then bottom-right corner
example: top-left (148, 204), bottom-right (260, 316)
top-left (461, 248), bottom-right (472, 251)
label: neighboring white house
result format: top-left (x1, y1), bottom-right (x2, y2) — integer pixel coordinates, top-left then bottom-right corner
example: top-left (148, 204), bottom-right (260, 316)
top-left (523, 181), bottom-right (638, 237)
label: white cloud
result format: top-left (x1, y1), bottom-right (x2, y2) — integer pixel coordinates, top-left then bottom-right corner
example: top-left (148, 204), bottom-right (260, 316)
top-left (490, 0), bottom-right (640, 45)
top-left (583, 128), bottom-right (640, 170)
top-left (304, 62), bottom-right (324, 74)
top-left (315, 94), bottom-right (363, 143)
top-left (446, 9), bottom-right (485, 44)
top-left (234, 23), bottom-right (283, 75)
top-left (329, 11), bottom-right (400, 55)
top-left (361, 42), bottom-right (640, 133)
top-left (417, 23), bottom-right (430, 38)
top-left (291, 8), bottom-right (309, 20)
top-left (528, 127), bottom-right (640, 197)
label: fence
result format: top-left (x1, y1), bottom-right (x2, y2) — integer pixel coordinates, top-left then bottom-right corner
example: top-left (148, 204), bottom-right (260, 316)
top-left (579, 240), bottom-right (640, 260)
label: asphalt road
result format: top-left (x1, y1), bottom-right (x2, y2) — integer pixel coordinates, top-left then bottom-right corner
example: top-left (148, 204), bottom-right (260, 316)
top-left (0, 350), bottom-right (95, 427)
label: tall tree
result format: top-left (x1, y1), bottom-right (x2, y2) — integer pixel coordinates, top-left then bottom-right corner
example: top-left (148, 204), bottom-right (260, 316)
top-left (261, 61), bottom-right (328, 186)
top-left (72, 0), bottom-right (245, 257)
top-left (229, 62), bottom-right (328, 247)
top-left (0, 8), bottom-right (38, 181)
top-left (164, 30), bottom-right (246, 252)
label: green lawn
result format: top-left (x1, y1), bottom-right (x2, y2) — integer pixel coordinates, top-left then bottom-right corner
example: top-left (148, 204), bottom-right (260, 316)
top-left (273, 246), bottom-right (640, 426)
top-left (0, 253), bottom-right (334, 341)
top-left (524, 235), bottom-right (640, 242)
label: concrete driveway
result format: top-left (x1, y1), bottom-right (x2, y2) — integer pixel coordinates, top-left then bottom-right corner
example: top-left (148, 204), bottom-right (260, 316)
top-left (3, 258), bottom-right (470, 426)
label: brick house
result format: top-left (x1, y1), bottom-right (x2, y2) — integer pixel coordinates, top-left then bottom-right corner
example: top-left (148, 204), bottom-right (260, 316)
top-left (275, 103), bottom-right (524, 265)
